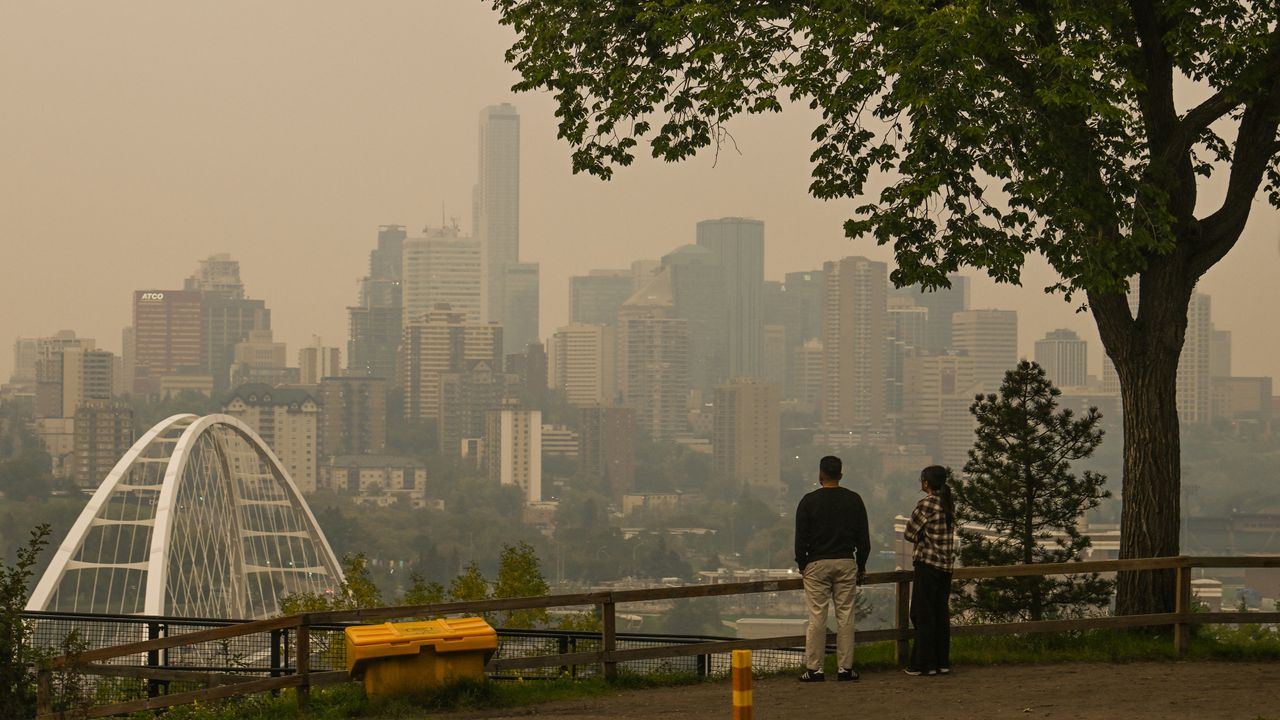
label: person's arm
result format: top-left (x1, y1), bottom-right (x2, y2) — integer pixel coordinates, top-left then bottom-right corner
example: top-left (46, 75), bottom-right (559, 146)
top-left (794, 497), bottom-right (809, 572)
top-left (904, 501), bottom-right (927, 544)
top-left (854, 495), bottom-right (871, 574)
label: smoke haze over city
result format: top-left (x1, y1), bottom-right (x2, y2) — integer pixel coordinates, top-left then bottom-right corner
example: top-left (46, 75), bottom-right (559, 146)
top-left (4, 1), bottom-right (1278, 383)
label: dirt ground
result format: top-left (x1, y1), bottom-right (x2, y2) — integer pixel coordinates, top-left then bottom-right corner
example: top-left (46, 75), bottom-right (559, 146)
top-left (457, 662), bottom-right (1278, 720)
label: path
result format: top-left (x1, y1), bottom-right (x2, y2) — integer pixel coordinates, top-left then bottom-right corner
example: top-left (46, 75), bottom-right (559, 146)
top-left (459, 662), bottom-right (1277, 719)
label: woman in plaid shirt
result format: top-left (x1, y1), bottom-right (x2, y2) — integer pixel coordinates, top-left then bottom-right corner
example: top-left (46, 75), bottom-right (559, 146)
top-left (903, 465), bottom-right (956, 676)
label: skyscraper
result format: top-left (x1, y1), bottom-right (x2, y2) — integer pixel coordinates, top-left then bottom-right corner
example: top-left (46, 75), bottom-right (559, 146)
top-left (894, 275), bottom-right (970, 353)
top-left (298, 338), bottom-right (341, 385)
top-left (696, 217), bottom-right (765, 379)
top-left (617, 269), bottom-right (690, 440)
top-left (402, 224), bottom-right (482, 326)
top-left (485, 407), bottom-right (542, 505)
top-left (662, 244), bottom-right (725, 392)
top-left (570, 270), bottom-right (633, 327)
top-left (400, 304), bottom-right (503, 422)
top-left (185, 254), bottom-right (271, 393)
top-left (132, 290), bottom-right (204, 390)
top-left (952, 309), bottom-right (1019, 393)
top-left (821, 256), bottom-right (888, 431)
top-left (578, 406), bottom-right (636, 499)
top-left (502, 262), bottom-right (540, 356)
top-left (348, 226), bottom-right (405, 383)
top-left (1035, 328), bottom-right (1088, 388)
top-left (438, 360), bottom-right (519, 455)
top-left (1178, 293), bottom-right (1213, 424)
top-left (72, 401), bottom-right (133, 489)
top-left (713, 378), bottom-right (781, 498)
top-left (476, 104), bottom-right (521, 325)
top-left (318, 376), bottom-right (387, 457)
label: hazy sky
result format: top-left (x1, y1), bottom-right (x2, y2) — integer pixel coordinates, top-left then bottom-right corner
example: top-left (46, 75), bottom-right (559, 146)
top-left (3, 2), bottom-right (1278, 385)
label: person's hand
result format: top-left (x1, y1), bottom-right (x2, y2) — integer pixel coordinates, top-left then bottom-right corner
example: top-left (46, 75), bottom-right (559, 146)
top-left (855, 569), bottom-right (866, 586)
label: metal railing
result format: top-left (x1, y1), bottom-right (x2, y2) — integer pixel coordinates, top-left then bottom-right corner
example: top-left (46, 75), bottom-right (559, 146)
top-left (33, 555), bottom-right (1280, 719)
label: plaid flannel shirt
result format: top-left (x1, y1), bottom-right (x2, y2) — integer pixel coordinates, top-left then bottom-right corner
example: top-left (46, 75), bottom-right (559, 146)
top-left (904, 495), bottom-right (956, 572)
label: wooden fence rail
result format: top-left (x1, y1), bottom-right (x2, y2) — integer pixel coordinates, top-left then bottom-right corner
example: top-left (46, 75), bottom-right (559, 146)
top-left (34, 555), bottom-right (1280, 719)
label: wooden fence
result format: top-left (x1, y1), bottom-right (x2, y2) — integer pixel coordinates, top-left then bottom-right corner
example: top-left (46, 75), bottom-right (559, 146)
top-left (35, 555), bottom-right (1280, 719)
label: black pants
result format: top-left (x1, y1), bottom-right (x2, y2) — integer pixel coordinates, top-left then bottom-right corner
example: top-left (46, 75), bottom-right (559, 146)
top-left (909, 561), bottom-right (952, 672)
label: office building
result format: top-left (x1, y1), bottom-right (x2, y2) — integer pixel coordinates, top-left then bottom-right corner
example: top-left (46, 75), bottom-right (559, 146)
top-left (696, 217), bottom-right (765, 379)
top-left (952, 309), bottom-right (1019, 393)
top-left (485, 408), bottom-right (542, 505)
top-left (570, 270), bottom-right (633, 327)
top-left (506, 340), bottom-right (548, 407)
top-left (789, 339), bottom-right (824, 407)
top-left (347, 225), bottom-right (405, 382)
top-left (476, 104), bottom-right (521, 325)
top-left (662, 243), bottom-right (725, 392)
top-left (319, 455), bottom-right (427, 507)
top-left (35, 347), bottom-right (113, 419)
top-left (229, 329), bottom-right (297, 388)
top-left (502, 262), bottom-right (540, 356)
top-left (618, 269), bottom-right (690, 440)
top-left (713, 379), bottom-right (781, 497)
top-left (72, 401), bottom-right (134, 489)
top-left (298, 339), bottom-right (341, 386)
top-left (541, 425), bottom-right (580, 459)
top-left (1035, 328), bottom-right (1088, 388)
top-left (903, 354), bottom-right (978, 434)
top-left (1210, 327), bottom-right (1232, 379)
top-left (132, 290), bottom-right (204, 390)
top-left (548, 323), bottom-right (616, 407)
top-left (403, 225), bottom-right (482, 326)
top-left (400, 304), bottom-right (503, 422)
top-left (185, 254), bottom-right (272, 393)
top-left (578, 406), bottom-right (637, 499)
top-left (223, 384), bottom-right (320, 492)
top-left (1179, 293), bottom-right (1213, 424)
top-left (318, 376), bottom-right (387, 457)
top-left (887, 300), bottom-right (929, 416)
top-left (1212, 376), bottom-right (1272, 431)
top-left (761, 325), bottom-right (788, 394)
top-left (821, 256), bottom-right (888, 431)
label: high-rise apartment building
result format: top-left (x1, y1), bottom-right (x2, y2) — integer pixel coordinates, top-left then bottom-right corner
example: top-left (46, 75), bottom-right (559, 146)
top-left (570, 270), bottom-right (633, 327)
top-left (1210, 326), bottom-right (1232, 379)
top-left (578, 406), bottom-right (637, 499)
top-left (789, 339), bottom-right (824, 407)
top-left (72, 401), bottom-right (134, 488)
top-left (617, 270), bottom-right (690, 440)
top-left (476, 104), bottom-right (521, 325)
top-left (35, 345), bottom-right (112, 419)
top-left (298, 339), bottom-right (341, 385)
top-left (1035, 328), bottom-right (1088, 388)
top-left (348, 226), bottom-right (405, 382)
top-left (761, 325), bottom-right (788, 394)
top-left (548, 323), bottom-right (616, 407)
top-left (485, 407), bottom-right (542, 505)
top-left (713, 378), bottom-right (781, 497)
top-left (402, 225), bottom-right (482, 326)
top-left (400, 304), bottom-right (503, 422)
top-left (696, 217), bottom-right (765, 379)
top-left (133, 290), bottom-right (204, 388)
top-left (893, 275), bottom-right (970, 353)
top-left (318, 376), bottom-right (387, 457)
top-left (502, 262), bottom-right (540, 356)
top-left (821, 257), bottom-right (888, 431)
top-left (223, 384), bottom-right (320, 492)
top-left (1179, 293), bottom-right (1213, 424)
top-left (952, 309), bottom-right (1019, 393)
top-left (887, 300), bottom-right (930, 416)
top-left (438, 360), bottom-right (519, 455)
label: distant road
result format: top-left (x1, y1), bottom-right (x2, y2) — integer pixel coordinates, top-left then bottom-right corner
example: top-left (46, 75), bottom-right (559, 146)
top-left (464, 662), bottom-right (1276, 719)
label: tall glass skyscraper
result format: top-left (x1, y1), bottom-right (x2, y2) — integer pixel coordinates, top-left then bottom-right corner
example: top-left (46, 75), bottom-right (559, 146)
top-left (476, 104), bottom-right (521, 327)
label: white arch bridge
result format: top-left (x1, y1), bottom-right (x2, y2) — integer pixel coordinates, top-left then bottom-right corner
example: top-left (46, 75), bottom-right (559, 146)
top-left (27, 414), bottom-right (344, 619)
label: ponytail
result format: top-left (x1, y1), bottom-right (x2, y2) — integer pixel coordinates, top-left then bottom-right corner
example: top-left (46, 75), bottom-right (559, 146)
top-left (921, 465), bottom-right (955, 528)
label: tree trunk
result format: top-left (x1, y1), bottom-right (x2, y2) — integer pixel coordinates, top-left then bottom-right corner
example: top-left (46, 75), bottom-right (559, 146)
top-left (1090, 264), bottom-right (1192, 617)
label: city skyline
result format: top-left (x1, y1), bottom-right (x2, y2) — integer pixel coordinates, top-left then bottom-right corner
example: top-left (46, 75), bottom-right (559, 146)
top-left (4, 1), bottom-right (1279, 385)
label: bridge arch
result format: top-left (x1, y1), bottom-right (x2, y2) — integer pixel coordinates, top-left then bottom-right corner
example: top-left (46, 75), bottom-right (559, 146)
top-left (27, 414), bottom-right (344, 618)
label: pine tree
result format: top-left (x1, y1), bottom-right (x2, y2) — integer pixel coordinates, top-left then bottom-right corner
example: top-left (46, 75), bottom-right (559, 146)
top-left (954, 361), bottom-right (1113, 622)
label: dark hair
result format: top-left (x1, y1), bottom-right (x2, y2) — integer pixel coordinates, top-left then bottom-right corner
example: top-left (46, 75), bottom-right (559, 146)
top-left (921, 465), bottom-right (955, 526)
top-left (819, 455), bottom-right (842, 481)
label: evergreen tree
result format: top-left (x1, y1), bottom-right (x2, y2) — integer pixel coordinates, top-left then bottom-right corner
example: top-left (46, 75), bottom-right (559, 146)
top-left (954, 361), bottom-right (1113, 622)
top-left (493, 542), bottom-right (550, 629)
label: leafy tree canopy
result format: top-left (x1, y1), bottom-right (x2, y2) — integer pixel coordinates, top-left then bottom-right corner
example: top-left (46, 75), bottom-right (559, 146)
top-left (494, 0), bottom-right (1280, 295)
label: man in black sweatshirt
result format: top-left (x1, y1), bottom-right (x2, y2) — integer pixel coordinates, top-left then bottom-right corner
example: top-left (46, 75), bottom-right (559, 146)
top-left (794, 455), bottom-right (870, 682)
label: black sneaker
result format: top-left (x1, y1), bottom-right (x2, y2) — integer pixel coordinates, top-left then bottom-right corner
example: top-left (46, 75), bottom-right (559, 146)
top-left (903, 667), bottom-right (937, 676)
top-left (799, 670), bottom-right (825, 682)
top-left (837, 668), bottom-right (859, 682)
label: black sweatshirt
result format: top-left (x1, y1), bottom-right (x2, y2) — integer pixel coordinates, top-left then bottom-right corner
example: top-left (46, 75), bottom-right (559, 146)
top-left (794, 486), bottom-right (871, 573)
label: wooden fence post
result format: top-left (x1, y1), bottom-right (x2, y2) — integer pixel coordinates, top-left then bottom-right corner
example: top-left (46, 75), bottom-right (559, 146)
top-left (37, 667), bottom-right (51, 718)
top-left (295, 617), bottom-right (311, 711)
top-left (1174, 558), bottom-right (1192, 655)
top-left (894, 579), bottom-right (911, 666)
top-left (602, 600), bottom-right (617, 682)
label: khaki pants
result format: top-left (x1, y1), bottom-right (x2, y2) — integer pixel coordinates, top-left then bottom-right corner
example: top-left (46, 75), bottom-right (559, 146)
top-left (803, 558), bottom-right (857, 671)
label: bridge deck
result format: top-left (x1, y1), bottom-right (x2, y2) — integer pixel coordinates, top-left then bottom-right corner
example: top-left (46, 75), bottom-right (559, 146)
top-left (467, 661), bottom-right (1275, 720)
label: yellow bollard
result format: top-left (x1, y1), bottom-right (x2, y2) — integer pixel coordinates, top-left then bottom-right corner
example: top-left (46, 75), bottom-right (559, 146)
top-left (732, 649), bottom-right (752, 720)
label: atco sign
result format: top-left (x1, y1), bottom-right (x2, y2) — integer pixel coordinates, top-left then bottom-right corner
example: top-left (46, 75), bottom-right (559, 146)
top-left (140, 292), bottom-right (165, 301)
